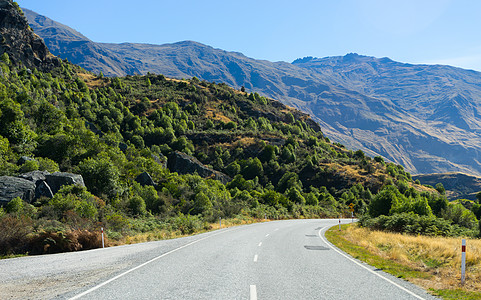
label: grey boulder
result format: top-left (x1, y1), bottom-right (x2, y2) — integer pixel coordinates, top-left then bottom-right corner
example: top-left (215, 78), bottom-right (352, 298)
top-left (135, 172), bottom-right (155, 186)
top-left (0, 176), bottom-right (36, 205)
top-left (45, 172), bottom-right (85, 194)
top-left (18, 170), bottom-right (50, 184)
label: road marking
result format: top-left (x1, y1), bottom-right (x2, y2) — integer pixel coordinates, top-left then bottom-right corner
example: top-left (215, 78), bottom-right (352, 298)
top-left (250, 285), bottom-right (257, 300)
top-left (68, 227), bottom-right (237, 300)
top-left (258, 242), bottom-right (262, 247)
top-left (254, 254), bottom-right (258, 262)
top-left (265, 234), bottom-right (270, 237)
top-left (274, 228), bottom-right (279, 231)
top-left (317, 227), bottom-right (426, 300)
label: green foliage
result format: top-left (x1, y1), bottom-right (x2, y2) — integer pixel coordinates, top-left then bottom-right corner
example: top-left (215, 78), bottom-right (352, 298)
top-left (44, 185), bottom-right (99, 220)
top-left (128, 195), bottom-right (147, 216)
top-left (5, 197), bottom-right (24, 214)
top-left (435, 183), bottom-right (445, 195)
top-left (76, 154), bottom-right (121, 198)
top-left (442, 203), bottom-right (478, 229)
top-left (360, 213), bottom-right (474, 237)
top-left (369, 185), bottom-right (400, 217)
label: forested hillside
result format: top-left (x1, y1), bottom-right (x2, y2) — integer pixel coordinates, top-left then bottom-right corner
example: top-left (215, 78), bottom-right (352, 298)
top-left (0, 0), bottom-right (479, 256)
top-left (23, 8), bottom-right (481, 177)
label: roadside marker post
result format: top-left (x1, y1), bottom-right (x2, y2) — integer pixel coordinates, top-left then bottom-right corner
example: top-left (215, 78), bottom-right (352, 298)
top-left (338, 217), bottom-right (341, 231)
top-left (219, 217), bottom-right (222, 229)
top-left (101, 227), bottom-right (105, 248)
top-left (461, 239), bottom-right (466, 285)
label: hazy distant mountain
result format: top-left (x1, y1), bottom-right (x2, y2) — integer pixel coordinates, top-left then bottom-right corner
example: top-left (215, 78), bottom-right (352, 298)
top-left (23, 8), bottom-right (481, 177)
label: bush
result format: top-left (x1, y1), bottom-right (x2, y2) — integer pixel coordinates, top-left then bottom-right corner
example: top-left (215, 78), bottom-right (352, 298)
top-left (172, 213), bottom-right (202, 234)
top-left (360, 212), bottom-right (473, 237)
top-left (5, 197), bottom-right (24, 214)
top-left (128, 196), bottom-right (147, 216)
top-left (0, 215), bottom-right (33, 255)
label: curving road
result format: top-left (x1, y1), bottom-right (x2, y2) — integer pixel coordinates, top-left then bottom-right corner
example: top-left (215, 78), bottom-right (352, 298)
top-left (0, 219), bottom-right (438, 299)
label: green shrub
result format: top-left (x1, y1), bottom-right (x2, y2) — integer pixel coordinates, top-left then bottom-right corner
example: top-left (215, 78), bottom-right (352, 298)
top-left (5, 197), bottom-right (24, 214)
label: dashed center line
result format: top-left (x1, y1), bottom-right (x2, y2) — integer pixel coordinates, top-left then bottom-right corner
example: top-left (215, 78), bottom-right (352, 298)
top-left (250, 285), bottom-right (257, 300)
top-left (265, 233), bottom-right (270, 237)
top-left (258, 242), bottom-right (262, 247)
top-left (274, 228), bottom-right (279, 231)
top-left (254, 254), bottom-right (258, 262)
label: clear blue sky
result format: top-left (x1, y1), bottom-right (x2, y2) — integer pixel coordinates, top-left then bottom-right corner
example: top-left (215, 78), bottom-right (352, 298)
top-left (15, 0), bottom-right (481, 71)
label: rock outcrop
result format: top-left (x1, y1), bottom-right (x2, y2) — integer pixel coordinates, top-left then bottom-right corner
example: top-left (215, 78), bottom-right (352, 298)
top-left (0, 171), bottom-right (85, 205)
top-left (0, 1), bottom-right (59, 71)
top-left (167, 151), bottom-right (231, 184)
top-left (0, 176), bottom-right (35, 205)
top-left (35, 180), bottom-right (54, 199)
top-left (45, 172), bottom-right (85, 194)
top-left (135, 172), bottom-right (155, 186)
top-left (18, 170), bottom-right (49, 184)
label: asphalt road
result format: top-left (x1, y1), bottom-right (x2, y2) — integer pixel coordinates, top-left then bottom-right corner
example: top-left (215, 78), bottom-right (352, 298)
top-left (0, 219), bottom-right (439, 299)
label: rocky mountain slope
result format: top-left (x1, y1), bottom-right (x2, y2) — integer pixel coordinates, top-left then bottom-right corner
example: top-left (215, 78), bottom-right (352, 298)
top-left (23, 8), bottom-right (481, 177)
top-left (0, 3), bottom-right (59, 71)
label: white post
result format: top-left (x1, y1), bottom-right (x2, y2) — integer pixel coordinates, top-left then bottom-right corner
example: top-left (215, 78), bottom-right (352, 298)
top-left (338, 217), bottom-right (341, 231)
top-left (264, 214), bottom-right (267, 220)
top-left (351, 211), bottom-right (354, 223)
top-left (101, 227), bottom-right (105, 248)
top-left (219, 217), bottom-right (222, 229)
top-left (461, 239), bottom-right (466, 285)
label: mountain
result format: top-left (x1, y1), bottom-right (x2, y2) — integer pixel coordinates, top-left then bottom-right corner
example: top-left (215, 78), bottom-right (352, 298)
top-left (23, 8), bottom-right (481, 177)
top-left (0, 3), bottom-right (59, 71)
top-left (413, 172), bottom-right (481, 201)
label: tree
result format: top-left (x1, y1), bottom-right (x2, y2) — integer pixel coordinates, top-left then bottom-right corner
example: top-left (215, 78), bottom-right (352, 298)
top-left (259, 145), bottom-right (276, 162)
top-left (369, 185), bottom-right (402, 217)
top-left (128, 196), bottom-right (147, 216)
top-left (242, 158), bottom-right (263, 180)
top-left (277, 172), bottom-right (301, 193)
top-left (76, 155), bottom-right (121, 198)
top-left (287, 187), bottom-right (306, 205)
top-left (191, 191), bottom-right (213, 215)
top-left (435, 183), bottom-right (446, 195)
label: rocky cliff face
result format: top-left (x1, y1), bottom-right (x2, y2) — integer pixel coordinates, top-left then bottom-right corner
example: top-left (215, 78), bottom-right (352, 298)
top-left (0, 1), bottom-right (59, 70)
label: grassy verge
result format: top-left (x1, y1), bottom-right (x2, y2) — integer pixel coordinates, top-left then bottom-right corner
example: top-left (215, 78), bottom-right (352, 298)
top-left (325, 224), bottom-right (481, 299)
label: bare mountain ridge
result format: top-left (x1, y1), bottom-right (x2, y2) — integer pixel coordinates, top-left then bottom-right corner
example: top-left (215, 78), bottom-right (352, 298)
top-left (23, 8), bottom-right (481, 177)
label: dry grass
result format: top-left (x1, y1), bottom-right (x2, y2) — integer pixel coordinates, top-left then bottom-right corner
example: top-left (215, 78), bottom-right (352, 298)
top-left (77, 72), bottom-right (107, 88)
top-left (205, 109), bottom-right (232, 123)
top-left (235, 137), bottom-right (257, 147)
top-left (340, 225), bottom-right (481, 293)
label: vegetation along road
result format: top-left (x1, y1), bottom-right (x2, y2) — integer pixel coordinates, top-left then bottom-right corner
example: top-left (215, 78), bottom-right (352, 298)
top-left (0, 219), bottom-right (438, 299)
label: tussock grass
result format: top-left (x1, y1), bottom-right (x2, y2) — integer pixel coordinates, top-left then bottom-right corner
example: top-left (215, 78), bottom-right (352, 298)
top-left (327, 224), bottom-right (481, 299)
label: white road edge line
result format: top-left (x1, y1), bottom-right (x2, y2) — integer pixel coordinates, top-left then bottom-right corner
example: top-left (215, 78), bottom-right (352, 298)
top-left (258, 242), bottom-right (262, 247)
top-left (254, 254), bottom-right (258, 262)
top-left (250, 285), bottom-right (257, 300)
top-left (317, 227), bottom-right (426, 300)
top-left (69, 227), bottom-right (237, 300)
